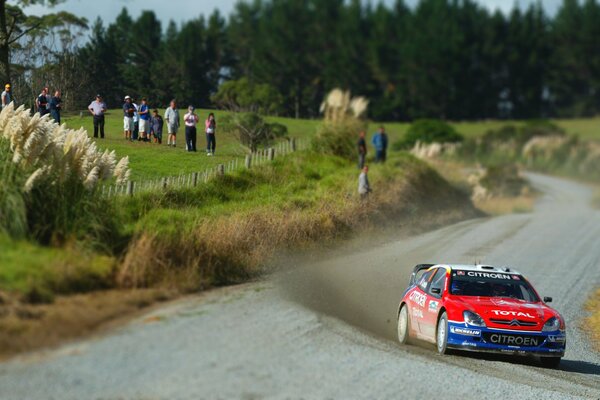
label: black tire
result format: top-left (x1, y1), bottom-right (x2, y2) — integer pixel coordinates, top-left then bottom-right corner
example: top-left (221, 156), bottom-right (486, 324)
top-left (540, 357), bottom-right (561, 369)
top-left (397, 304), bottom-right (410, 344)
top-left (436, 311), bottom-right (450, 355)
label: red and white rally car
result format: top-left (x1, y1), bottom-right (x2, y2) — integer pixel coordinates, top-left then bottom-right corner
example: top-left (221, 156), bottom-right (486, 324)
top-left (397, 264), bottom-right (566, 368)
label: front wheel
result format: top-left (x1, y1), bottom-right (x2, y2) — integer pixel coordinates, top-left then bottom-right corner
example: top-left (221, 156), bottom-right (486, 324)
top-left (540, 357), bottom-right (561, 369)
top-left (397, 304), bottom-right (410, 344)
top-left (436, 312), bottom-right (450, 355)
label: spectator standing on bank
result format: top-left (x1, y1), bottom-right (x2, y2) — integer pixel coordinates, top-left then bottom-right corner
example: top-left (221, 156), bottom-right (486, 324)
top-left (371, 126), bottom-right (388, 163)
top-left (358, 165), bottom-right (372, 200)
top-left (150, 109), bottom-right (164, 144)
top-left (123, 95), bottom-right (135, 141)
top-left (184, 106), bottom-right (199, 152)
top-left (88, 94), bottom-right (107, 139)
top-left (1, 84), bottom-right (12, 109)
top-left (165, 99), bottom-right (180, 147)
top-left (37, 87), bottom-right (49, 116)
top-left (49, 90), bottom-right (62, 124)
top-left (357, 130), bottom-right (367, 169)
top-left (138, 97), bottom-right (150, 142)
top-left (205, 112), bottom-right (216, 156)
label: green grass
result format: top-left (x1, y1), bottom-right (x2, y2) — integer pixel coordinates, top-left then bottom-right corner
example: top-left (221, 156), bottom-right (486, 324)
top-left (0, 234), bottom-right (114, 302)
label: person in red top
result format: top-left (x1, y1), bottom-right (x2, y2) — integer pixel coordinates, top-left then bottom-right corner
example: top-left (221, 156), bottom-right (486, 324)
top-left (205, 112), bottom-right (217, 156)
top-left (184, 106), bottom-right (199, 152)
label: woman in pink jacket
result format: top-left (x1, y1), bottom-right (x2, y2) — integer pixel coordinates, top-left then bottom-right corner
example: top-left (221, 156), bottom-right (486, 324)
top-left (205, 112), bottom-right (217, 156)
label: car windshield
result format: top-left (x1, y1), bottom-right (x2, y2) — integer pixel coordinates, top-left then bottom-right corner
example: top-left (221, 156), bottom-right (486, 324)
top-left (449, 270), bottom-right (540, 302)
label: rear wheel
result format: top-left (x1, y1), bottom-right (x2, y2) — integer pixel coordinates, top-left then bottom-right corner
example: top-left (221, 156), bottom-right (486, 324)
top-left (540, 357), bottom-right (561, 369)
top-left (397, 304), bottom-right (410, 344)
top-left (436, 312), bottom-right (450, 355)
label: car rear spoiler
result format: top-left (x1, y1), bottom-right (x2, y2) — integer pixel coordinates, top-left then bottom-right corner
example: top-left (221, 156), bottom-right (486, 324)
top-left (408, 264), bottom-right (436, 286)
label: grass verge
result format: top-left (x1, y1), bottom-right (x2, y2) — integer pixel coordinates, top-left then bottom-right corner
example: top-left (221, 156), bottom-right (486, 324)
top-left (584, 289), bottom-right (600, 351)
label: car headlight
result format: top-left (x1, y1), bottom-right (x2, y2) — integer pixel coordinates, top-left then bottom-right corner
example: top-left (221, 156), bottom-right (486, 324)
top-left (542, 317), bottom-right (560, 332)
top-left (464, 310), bottom-right (486, 327)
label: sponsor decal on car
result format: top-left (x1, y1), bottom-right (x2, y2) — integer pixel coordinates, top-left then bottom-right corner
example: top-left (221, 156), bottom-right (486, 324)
top-left (487, 334), bottom-right (541, 347)
top-left (547, 335), bottom-right (566, 343)
top-left (412, 308), bottom-right (424, 319)
top-left (466, 271), bottom-right (512, 280)
top-left (491, 310), bottom-right (535, 319)
top-left (450, 326), bottom-right (481, 336)
top-left (409, 290), bottom-right (427, 307)
top-left (428, 300), bottom-right (439, 313)
top-left (511, 275), bottom-right (521, 280)
top-left (457, 271), bottom-right (465, 276)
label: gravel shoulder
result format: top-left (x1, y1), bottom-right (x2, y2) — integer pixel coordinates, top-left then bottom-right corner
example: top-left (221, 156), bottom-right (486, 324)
top-left (0, 173), bottom-right (599, 400)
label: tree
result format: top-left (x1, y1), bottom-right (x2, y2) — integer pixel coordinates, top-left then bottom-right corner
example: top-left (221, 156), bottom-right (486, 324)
top-left (0, 0), bottom-right (80, 84)
top-left (221, 112), bottom-right (287, 152)
top-left (211, 77), bottom-right (283, 114)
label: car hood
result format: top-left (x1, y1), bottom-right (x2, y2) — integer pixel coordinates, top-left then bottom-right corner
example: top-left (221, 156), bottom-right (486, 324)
top-left (453, 296), bottom-right (555, 331)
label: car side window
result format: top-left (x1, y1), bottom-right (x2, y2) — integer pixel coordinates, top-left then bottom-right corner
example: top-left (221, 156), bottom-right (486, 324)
top-left (428, 268), bottom-right (447, 298)
top-left (417, 270), bottom-right (435, 291)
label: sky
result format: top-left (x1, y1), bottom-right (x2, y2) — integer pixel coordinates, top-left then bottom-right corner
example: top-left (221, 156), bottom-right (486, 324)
top-left (25, 0), bottom-right (564, 27)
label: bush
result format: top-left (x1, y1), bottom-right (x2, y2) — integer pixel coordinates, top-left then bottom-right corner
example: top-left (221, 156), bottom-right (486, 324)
top-left (311, 119), bottom-right (366, 160)
top-left (394, 119), bottom-right (463, 150)
top-left (211, 78), bottom-right (284, 115)
top-left (479, 164), bottom-right (528, 197)
top-left (0, 104), bottom-right (129, 246)
top-left (221, 112), bottom-right (288, 152)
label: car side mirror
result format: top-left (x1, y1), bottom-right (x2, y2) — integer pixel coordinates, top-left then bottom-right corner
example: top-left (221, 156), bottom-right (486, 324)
top-left (543, 296), bottom-right (553, 303)
top-left (431, 288), bottom-right (441, 295)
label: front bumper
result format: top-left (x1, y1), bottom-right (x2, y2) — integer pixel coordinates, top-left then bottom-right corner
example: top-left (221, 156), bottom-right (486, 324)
top-left (447, 322), bottom-right (566, 357)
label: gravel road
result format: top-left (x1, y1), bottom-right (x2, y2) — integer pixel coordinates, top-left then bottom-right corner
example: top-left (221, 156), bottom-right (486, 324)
top-left (1, 173), bottom-right (599, 400)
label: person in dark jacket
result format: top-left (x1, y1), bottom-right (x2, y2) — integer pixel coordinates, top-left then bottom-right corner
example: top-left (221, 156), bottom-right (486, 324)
top-left (357, 130), bottom-right (367, 169)
top-left (49, 90), bottom-right (62, 124)
top-left (371, 126), bottom-right (388, 163)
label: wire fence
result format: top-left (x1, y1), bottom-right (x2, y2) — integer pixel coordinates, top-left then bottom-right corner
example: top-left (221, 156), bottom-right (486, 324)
top-left (102, 137), bottom-right (309, 198)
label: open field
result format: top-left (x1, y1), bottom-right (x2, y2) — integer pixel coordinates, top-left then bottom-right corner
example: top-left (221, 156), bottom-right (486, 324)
top-left (585, 289), bottom-right (600, 351)
top-left (61, 109), bottom-right (600, 181)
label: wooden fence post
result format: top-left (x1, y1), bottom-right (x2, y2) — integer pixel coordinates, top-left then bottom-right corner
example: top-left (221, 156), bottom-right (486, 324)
top-left (192, 172), bottom-right (199, 186)
top-left (245, 154), bottom-right (252, 169)
top-left (217, 164), bottom-right (225, 176)
top-left (291, 138), bottom-right (297, 152)
top-left (268, 147), bottom-right (275, 161)
top-left (127, 181), bottom-right (135, 196)
top-left (162, 177), bottom-right (168, 189)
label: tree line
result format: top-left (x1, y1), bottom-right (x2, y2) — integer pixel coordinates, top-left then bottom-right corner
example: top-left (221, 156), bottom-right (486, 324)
top-left (6, 0), bottom-right (600, 121)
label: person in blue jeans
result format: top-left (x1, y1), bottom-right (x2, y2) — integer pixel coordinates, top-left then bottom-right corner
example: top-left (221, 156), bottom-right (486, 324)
top-left (371, 126), bottom-right (388, 163)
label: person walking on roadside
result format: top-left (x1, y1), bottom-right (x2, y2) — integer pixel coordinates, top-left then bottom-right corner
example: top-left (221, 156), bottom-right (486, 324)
top-left (123, 95), bottom-right (135, 141)
top-left (205, 112), bottom-right (217, 156)
top-left (37, 87), bottom-right (49, 116)
top-left (88, 94), bottom-right (107, 139)
top-left (1, 83), bottom-right (12, 109)
top-left (184, 106), bottom-right (199, 152)
top-left (358, 165), bottom-right (372, 200)
top-left (357, 130), bottom-right (367, 169)
top-left (138, 97), bottom-right (150, 142)
top-left (372, 126), bottom-right (388, 163)
top-left (150, 109), bottom-right (164, 144)
top-left (165, 99), bottom-right (180, 147)
top-left (49, 90), bottom-right (62, 124)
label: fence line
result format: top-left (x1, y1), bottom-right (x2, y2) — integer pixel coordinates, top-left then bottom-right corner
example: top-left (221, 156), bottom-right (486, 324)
top-left (102, 137), bottom-right (308, 198)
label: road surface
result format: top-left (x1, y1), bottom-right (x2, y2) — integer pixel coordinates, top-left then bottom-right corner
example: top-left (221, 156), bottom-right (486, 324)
top-left (1, 173), bottom-right (599, 399)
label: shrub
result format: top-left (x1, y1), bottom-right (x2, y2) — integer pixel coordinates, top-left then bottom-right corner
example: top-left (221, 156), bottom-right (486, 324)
top-left (221, 112), bottom-right (288, 152)
top-left (479, 164), bottom-right (528, 197)
top-left (394, 119), bottom-right (463, 150)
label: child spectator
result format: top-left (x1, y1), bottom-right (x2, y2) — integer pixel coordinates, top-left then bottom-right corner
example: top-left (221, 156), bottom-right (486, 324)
top-left (205, 112), bottom-right (217, 156)
top-left (150, 109), bottom-right (164, 144)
